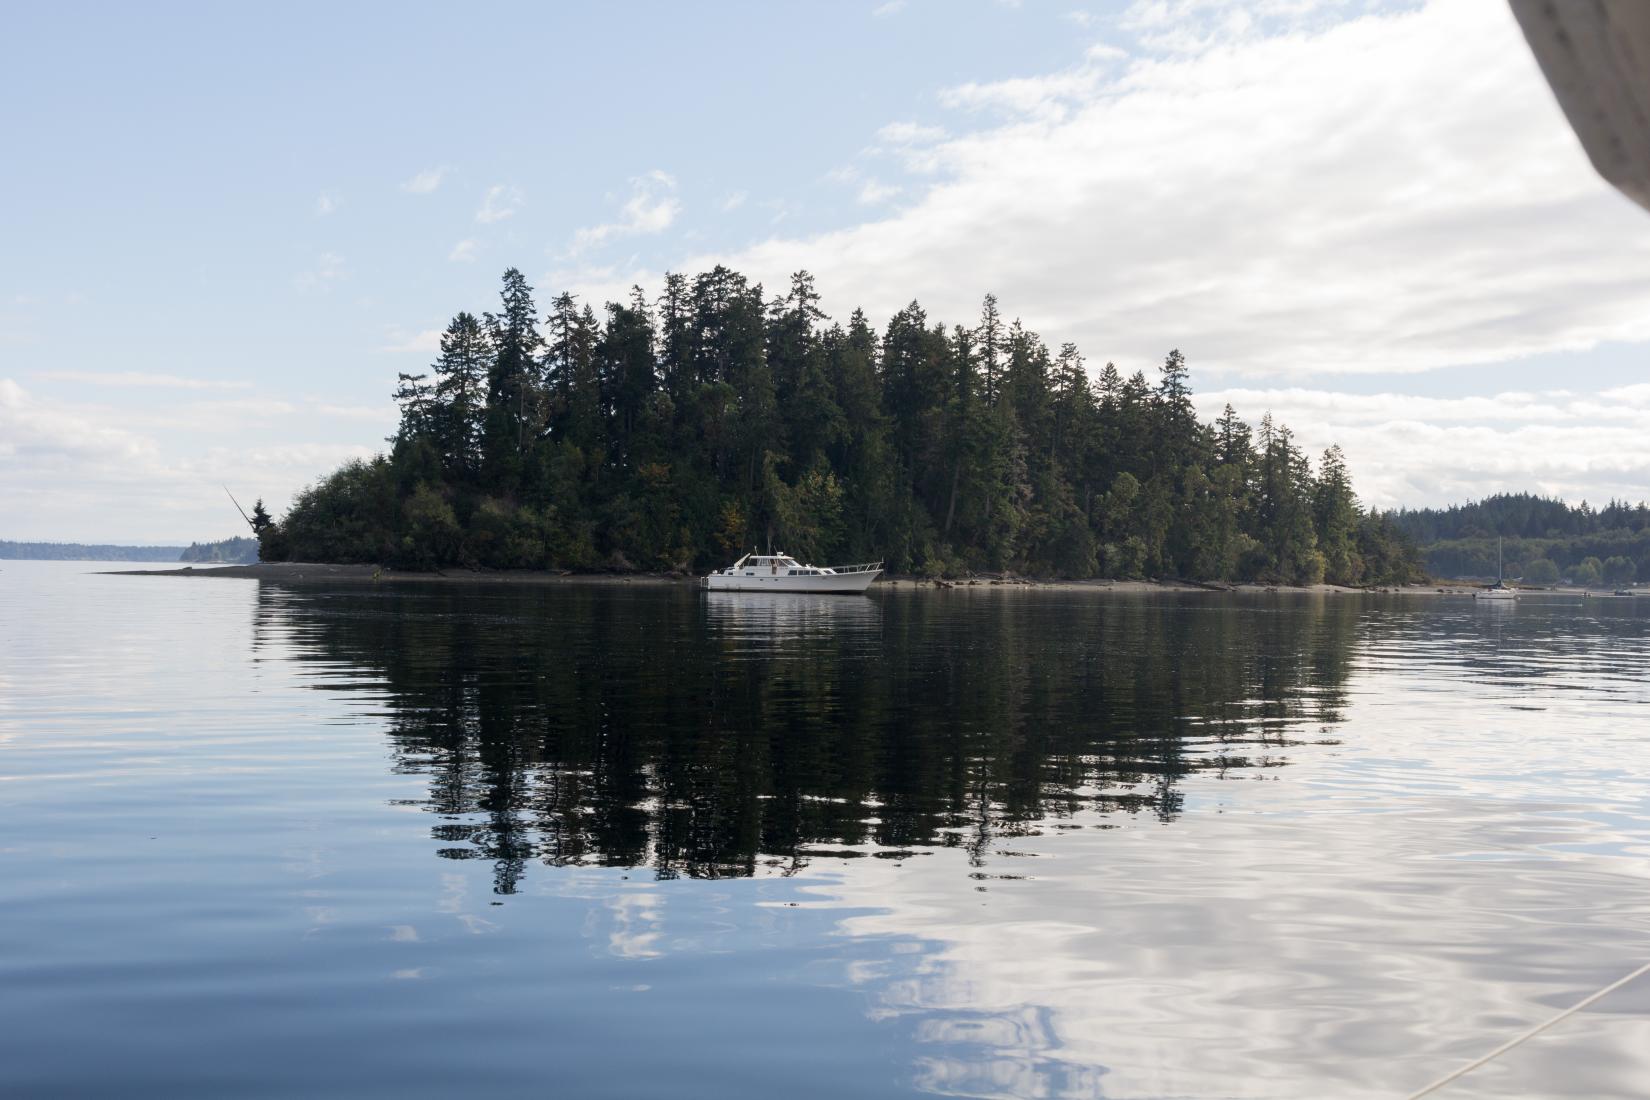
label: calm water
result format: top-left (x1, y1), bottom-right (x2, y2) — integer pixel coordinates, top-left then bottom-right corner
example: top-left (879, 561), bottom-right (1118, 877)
top-left (3, 562), bottom-right (1649, 1098)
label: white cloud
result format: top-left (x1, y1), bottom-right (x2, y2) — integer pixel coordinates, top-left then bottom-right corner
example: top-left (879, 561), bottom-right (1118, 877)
top-left (315, 192), bottom-right (339, 216)
top-left (475, 184), bottom-right (524, 224)
top-left (829, 164), bottom-right (904, 202)
top-left (1194, 386), bottom-right (1650, 508)
top-left (1118, 0), bottom-right (1390, 57)
top-left (294, 251), bottom-right (345, 293)
top-left (0, 378), bottom-right (159, 467)
top-left (1602, 383), bottom-right (1650, 406)
top-left (309, 400), bottom-right (395, 422)
top-left (566, 170), bottom-right (680, 255)
top-left (174, 397), bottom-right (299, 419)
top-left (448, 238), bottom-right (479, 263)
top-left (858, 179), bottom-right (903, 205)
top-left (541, 262), bottom-right (627, 300)
top-left (401, 166), bottom-right (448, 194)
top-left (939, 69), bottom-right (1104, 119)
top-left (591, 0), bottom-right (1650, 386)
top-left (872, 0), bottom-right (906, 16)
top-left (867, 122), bottom-right (953, 174)
top-left (31, 371), bottom-right (253, 391)
top-left (720, 190), bottom-right (749, 212)
top-left (0, 378), bottom-right (377, 542)
top-left (377, 328), bottom-right (443, 355)
top-left (875, 121), bottom-right (949, 147)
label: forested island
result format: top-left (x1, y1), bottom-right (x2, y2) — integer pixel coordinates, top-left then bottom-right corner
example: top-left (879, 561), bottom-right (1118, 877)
top-left (179, 536), bottom-right (259, 564)
top-left (258, 266), bottom-right (1423, 584)
top-left (1391, 493), bottom-right (1648, 585)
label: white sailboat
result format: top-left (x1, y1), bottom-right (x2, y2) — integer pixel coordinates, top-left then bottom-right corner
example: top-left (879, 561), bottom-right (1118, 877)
top-left (703, 552), bottom-right (882, 594)
top-left (1475, 537), bottom-right (1517, 600)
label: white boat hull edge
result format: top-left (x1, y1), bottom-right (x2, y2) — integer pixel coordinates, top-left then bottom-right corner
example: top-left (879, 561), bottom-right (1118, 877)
top-left (705, 569), bottom-right (880, 594)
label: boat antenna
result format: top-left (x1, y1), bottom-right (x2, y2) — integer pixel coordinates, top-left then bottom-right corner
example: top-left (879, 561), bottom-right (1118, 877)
top-left (224, 485), bottom-right (255, 532)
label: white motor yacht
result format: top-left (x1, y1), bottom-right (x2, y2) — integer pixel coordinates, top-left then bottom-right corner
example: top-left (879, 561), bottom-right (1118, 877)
top-left (704, 552), bottom-right (882, 593)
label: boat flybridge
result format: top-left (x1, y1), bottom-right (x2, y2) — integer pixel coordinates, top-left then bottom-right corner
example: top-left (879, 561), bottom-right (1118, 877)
top-left (704, 552), bottom-right (882, 593)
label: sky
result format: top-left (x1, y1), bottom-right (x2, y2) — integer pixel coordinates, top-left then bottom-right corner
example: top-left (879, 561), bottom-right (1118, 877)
top-left (4, 0), bottom-right (1649, 544)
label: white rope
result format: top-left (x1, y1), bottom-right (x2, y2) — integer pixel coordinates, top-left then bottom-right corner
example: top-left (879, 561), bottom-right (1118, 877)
top-left (1403, 958), bottom-right (1650, 1099)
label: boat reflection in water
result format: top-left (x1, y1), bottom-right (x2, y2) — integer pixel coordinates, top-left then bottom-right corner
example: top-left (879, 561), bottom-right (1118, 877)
top-left (703, 589), bottom-right (883, 652)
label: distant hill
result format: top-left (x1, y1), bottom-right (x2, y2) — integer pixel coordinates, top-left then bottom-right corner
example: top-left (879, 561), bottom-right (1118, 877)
top-left (178, 536), bottom-right (259, 564)
top-left (1388, 492), bottom-right (1649, 542)
top-left (0, 540), bottom-right (185, 561)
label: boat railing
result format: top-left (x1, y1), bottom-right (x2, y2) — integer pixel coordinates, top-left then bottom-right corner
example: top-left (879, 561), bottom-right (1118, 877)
top-left (828, 561), bottom-right (883, 575)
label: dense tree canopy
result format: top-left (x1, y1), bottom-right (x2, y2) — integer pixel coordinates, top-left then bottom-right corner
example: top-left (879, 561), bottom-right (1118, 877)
top-left (261, 267), bottom-right (1421, 584)
top-left (178, 536), bottom-right (258, 564)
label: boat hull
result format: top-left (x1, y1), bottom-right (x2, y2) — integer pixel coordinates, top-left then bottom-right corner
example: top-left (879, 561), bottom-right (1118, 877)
top-left (704, 570), bottom-right (880, 594)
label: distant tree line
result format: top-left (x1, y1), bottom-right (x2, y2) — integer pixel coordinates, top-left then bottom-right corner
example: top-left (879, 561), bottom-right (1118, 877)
top-left (1390, 493), bottom-right (1648, 584)
top-left (260, 267), bottom-right (1422, 584)
top-left (1391, 492), bottom-right (1650, 541)
top-left (0, 541), bottom-right (182, 562)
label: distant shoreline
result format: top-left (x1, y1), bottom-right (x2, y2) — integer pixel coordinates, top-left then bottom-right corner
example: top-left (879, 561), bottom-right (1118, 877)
top-left (101, 561), bottom-right (1575, 597)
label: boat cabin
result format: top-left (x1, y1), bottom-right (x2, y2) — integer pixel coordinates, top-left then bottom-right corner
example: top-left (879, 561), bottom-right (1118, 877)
top-left (717, 553), bottom-right (835, 577)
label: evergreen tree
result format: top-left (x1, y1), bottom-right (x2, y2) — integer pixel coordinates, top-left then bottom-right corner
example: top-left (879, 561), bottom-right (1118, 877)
top-left (393, 371), bottom-right (435, 443)
top-left (657, 272), bottom-right (694, 403)
top-left (1216, 404), bottom-right (1253, 473)
top-left (1313, 445), bottom-right (1360, 584)
top-left (599, 287), bottom-right (659, 463)
top-left (974, 293), bottom-right (1005, 406)
top-left (1155, 348), bottom-right (1198, 468)
top-left (430, 311), bottom-right (489, 476)
top-left (481, 268), bottom-right (544, 488)
top-left (769, 271), bottom-right (842, 467)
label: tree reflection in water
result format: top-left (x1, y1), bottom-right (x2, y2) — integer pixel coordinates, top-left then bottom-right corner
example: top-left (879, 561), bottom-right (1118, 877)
top-left (252, 584), bottom-right (1358, 889)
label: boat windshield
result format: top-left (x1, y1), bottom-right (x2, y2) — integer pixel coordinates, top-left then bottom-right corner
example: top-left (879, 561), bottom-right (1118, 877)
top-left (726, 554), bottom-right (810, 571)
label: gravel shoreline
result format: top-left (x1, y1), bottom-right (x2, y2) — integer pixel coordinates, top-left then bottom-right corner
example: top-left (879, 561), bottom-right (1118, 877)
top-left (103, 561), bottom-right (1524, 596)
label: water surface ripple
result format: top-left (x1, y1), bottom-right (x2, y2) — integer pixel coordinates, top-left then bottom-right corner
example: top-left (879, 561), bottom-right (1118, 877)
top-left (3, 562), bottom-right (1648, 1098)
